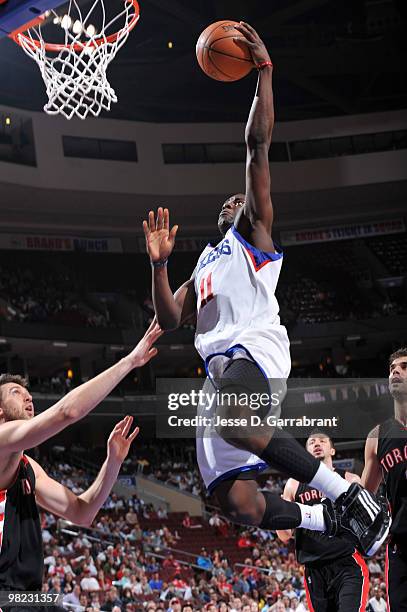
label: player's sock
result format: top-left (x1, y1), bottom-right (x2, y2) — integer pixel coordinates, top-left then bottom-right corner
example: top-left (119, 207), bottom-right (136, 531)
top-left (309, 462), bottom-right (350, 501)
top-left (259, 428), bottom-right (321, 482)
top-left (260, 491), bottom-right (302, 529)
top-left (297, 502), bottom-right (327, 532)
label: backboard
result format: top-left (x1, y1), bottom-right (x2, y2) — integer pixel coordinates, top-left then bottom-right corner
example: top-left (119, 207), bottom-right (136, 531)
top-left (0, 0), bottom-right (65, 37)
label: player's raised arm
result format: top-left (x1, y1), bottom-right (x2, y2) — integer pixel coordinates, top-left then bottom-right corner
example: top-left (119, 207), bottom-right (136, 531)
top-left (30, 416), bottom-right (139, 527)
top-left (0, 323), bottom-right (161, 456)
top-left (361, 426), bottom-right (383, 494)
top-left (143, 207), bottom-right (196, 331)
top-left (234, 23), bottom-right (275, 249)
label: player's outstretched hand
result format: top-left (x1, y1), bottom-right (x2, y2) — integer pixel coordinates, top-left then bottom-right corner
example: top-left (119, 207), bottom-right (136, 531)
top-left (233, 22), bottom-right (271, 66)
top-left (107, 415), bottom-right (139, 463)
top-left (143, 207), bottom-right (178, 263)
top-left (127, 319), bottom-right (162, 368)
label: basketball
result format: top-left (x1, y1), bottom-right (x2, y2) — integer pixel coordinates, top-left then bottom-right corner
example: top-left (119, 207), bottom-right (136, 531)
top-left (196, 20), bottom-right (254, 82)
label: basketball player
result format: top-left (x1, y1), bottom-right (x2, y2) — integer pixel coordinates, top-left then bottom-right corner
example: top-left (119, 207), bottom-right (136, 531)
top-left (143, 22), bottom-right (389, 556)
top-left (362, 347), bottom-right (407, 610)
top-left (277, 432), bottom-right (369, 612)
top-left (0, 322), bottom-right (160, 600)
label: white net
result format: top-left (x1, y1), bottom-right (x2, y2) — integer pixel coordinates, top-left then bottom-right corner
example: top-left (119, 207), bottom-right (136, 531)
top-left (16, 0), bottom-right (139, 120)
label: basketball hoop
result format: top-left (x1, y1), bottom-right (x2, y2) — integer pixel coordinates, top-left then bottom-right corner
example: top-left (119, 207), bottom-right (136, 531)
top-left (11, 0), bottom-right (140, 120)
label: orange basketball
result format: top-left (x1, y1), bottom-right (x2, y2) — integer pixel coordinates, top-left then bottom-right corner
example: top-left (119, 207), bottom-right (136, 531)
top-left (196, 20), bottom-right (254, 82)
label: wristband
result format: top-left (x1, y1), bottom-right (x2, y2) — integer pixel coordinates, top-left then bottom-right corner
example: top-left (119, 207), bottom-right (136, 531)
top-left (151, 259), bottom-right (168, 268)
top-left (256, 61), bottom-right (273, 70)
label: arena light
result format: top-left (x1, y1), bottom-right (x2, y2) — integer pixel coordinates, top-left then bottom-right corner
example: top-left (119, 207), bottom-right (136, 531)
top-left (61, 14), bottom-right (72, 30)
top-left (86, 24), bottom-right (96, 37)
top-left (0, 338), bottom-right (7, 344)
top-left (5, 116), bottom-right (11, 126)
top-left (72, 20), bottom-right (82, 35)
top-left (167, 41), bottom-right (173, 49)
top-left (52, 341), bottom-right (68, 347)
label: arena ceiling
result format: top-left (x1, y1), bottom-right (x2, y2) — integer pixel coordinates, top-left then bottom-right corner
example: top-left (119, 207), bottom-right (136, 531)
top-left (0, 0), bottom-right (406, 122)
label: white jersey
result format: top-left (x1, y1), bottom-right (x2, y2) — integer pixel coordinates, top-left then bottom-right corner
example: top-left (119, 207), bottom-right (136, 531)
top-left (193, 225), bottom-right (290, 492)
top-left (193, 225), bottom-right (290, 379)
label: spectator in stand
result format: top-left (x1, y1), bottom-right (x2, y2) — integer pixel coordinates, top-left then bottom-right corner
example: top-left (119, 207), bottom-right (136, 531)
top-left (368, 557), bottom-right (383, 576)
top-left (217, 571), bottom-right (233, 597)
top-left (63, 583), bottom-right (82, 608)
top-left (159, 581), bottom-right (170, 601)
top-left (141, 575), bottom-right (153, 595)
top-left (103, 586), bottom-right (122, 611)
top-left (237, 532), bottom-right (254, 549)
top-left (270, 601), bottom-right (286, 612)
top-left (96, 568), bottom-right (111, 591)
top-left (77, 592), bottom-right (88, 608)
top-left (125, 506), bottom-right (139, 525)
top-left (88, 592), bottom-right (101, 609)
top-left (173, 573), bottom-right (188, 598)
top-left (163, 554), bottom-right (181, 573)
top-left (283, 583), bottom-right (297, 601)
top-left (62, 571), bottom-right (76, 593)
top-left (182, 512), bottom-right (202, 529)
top-left (80, 566), bottom-right (100, 591)
top-left (197, 548), bottom-right (213, 571)
top-left (157, 506), bottom-right (168, 519)
top-left (168, 597), bottom-right (182, 612)
top-left (209, 511), bottom-right (229, 537)
top-left (48, 576), bottom-right (63, 597)
top-left (149, 572), bottom-right (163, 592)
top-left (368, 588), bottom-right (387, 612)
top-left (295, 594), bottom-right (307, 612)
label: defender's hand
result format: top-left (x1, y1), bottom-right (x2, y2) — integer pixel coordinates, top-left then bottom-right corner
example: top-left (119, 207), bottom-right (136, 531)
top-left (107, 415), bottom-right (139, 463)
top-left (234, 22), bottom-right (272, 66)
top-left (126, 320), bottom-right (162, 368)
top-left (143, 207), bottom-right (178, 263)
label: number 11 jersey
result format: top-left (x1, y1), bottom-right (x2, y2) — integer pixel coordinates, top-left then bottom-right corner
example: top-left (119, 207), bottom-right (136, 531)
top-left (193, 225), bottom-right (290, 379)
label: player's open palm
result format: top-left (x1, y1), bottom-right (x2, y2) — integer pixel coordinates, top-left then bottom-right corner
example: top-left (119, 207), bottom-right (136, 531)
top-left (128, 319), bottom-right (162, 368)
top-left (107, 415), bottom-right (139, 463)
top-left (143, 207), bottom-right (178, 263)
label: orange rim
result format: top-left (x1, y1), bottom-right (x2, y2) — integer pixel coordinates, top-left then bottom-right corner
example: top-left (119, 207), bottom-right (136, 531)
top-left (11, 0), bottom-right (139, 52)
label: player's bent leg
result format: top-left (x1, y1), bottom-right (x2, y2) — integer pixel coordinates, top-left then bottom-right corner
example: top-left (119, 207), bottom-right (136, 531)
top-left (213, 479), bottom-right (266, 526)
top-left (215, 358), bottom-right (351, 494)
top-left (214, 358), bottom-right (391, 556)
top-left (215, 358), bottom-right (322, 482)
top-left (212, 478), bottom-right (321, 531)
top-left (215, 359), bottom-right (363, 503)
